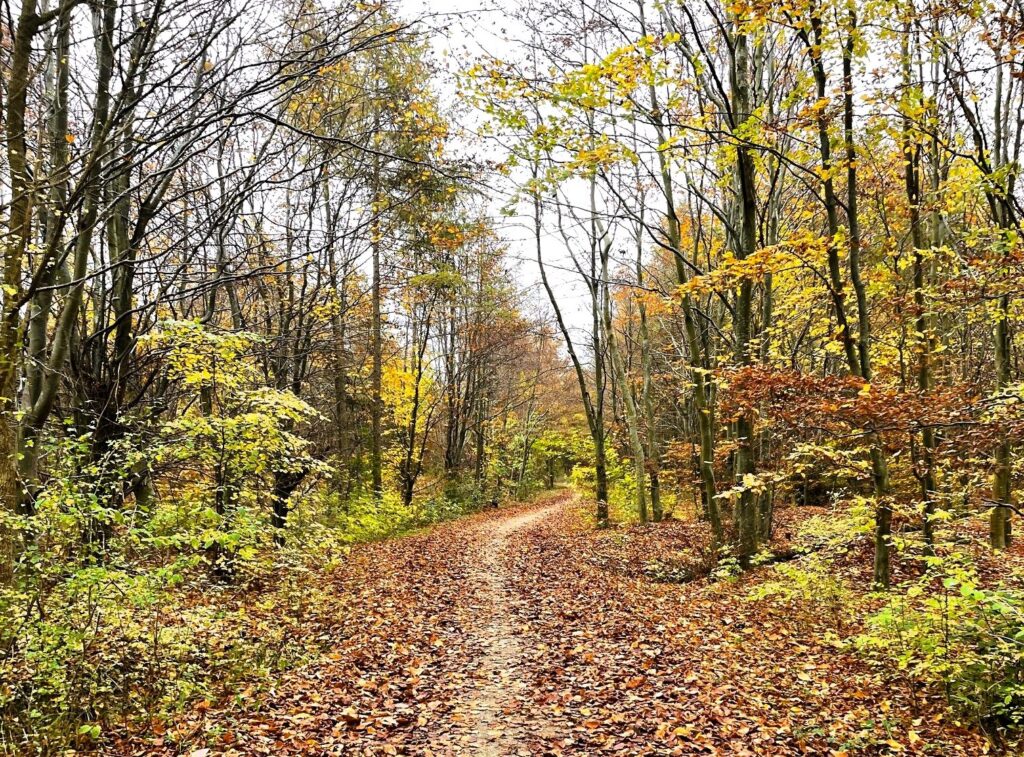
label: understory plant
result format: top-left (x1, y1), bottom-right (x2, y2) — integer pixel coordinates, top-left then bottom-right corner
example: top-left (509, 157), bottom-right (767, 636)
top-left (855, 552), bottom-right (1024, 741)
top-left (0, 423), bottom-right (341, 754)
top-left (745, 503), bottom-right (871, 632)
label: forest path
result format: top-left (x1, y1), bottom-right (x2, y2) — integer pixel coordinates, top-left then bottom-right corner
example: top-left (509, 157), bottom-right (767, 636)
top-left (178, 492), bottom-right (582, 756)
top-left (447, 502), bottom-right (562, 755)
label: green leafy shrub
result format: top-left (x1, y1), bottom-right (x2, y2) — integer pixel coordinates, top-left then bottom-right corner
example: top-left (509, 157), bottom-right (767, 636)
top-left (748, 551), bottom-right (856, 634)
top-left (742, 503), bottom-right (870, 635)
top-left (855, 553), bottom-right (1024, 738)
top-left (711, 549), bottom-right (744, 583)
top-left (0, 323), bottom-right (340, 752)
top-left (0, 427), bottom-right (333, 753)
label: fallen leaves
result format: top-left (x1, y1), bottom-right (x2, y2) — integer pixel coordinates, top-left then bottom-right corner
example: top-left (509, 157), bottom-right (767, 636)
top-left (120, 492), bottom-right (990, 755)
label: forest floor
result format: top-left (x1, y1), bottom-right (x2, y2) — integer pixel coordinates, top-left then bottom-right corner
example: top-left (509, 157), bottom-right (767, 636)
top-left (126, 490), bottom-right (995, 756)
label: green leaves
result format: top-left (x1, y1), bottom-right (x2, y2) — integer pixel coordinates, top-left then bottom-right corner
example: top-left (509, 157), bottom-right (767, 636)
top-left (77, 723), bottom-right (101, 740)
top-left (857, 551), bottom-right (1024, 731)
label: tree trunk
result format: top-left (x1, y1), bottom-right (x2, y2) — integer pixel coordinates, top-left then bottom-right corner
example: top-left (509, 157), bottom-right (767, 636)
top-left (730, 25), bottom-right (760, 562)
top-left (1, 0), bottom-right (45, 579)
top-left (370, 155), bottom-right (384, 501)
top-left (600, 229), bottom-right (647, 523)
top-left (643, 49), bottom-right (720, 542)
top-left (271, 470), bottom-right (306, 547)
top-left (533, 174), bottom-right (608, 525)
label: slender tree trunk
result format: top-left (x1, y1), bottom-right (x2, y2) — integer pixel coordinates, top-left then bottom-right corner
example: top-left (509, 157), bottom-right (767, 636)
top-left (796, 8), bottom-right (893, 584)
top-left (19, 0), bottom-right (105, 520)
top-left (901, 32), bottom-right (938, 553)
top-left (600, 228), bottom-right (647, 523)
top-left (991, 56), bottom-right (1014, 549)
top-left (370, 150), bottom-right (384, 501)
top-left (0, 0), bottom-right (46, 580)
top-left (635, 215), bottom-right (662, 521)
top-left (533, 174), bottom-right (608, 524)
top-left (730, 25), bottom-right (760, 562)
top-left (271, 470), bottom-right (305, 546)
top-left (945, 35), bottom-right (1019, 550)
top-left (400, 313), bottom-right (430, 509)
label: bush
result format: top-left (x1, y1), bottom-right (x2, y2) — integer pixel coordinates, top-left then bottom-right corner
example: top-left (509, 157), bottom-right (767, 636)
top-left (0, 468), bottom-right (338, 753)
top-left (745, 502), bottom-right (868, 633)
top-left (855, 553), bottom-right (1024, 738)
top-left (0, 360), bottom-right (335, 752)
top-left (748, 551), bottom-right (856, 634)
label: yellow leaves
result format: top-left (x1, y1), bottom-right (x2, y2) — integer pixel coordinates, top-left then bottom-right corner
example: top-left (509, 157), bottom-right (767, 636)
top-left (724, 0), bottom-right (776, 32)
top-left (715, 471), bottom-right (775, 502)
top-left (142, 320), bottom-right (257, 393)
top-left (657, 134), bottom-right (683, 153)
top-left (798, 96), bottom-right (832, 122)
top-left (731, 106), bottom-right (768, 143)
top-left (550, 37), bottom-right (669, 111)
top-left (726, 0), bottom-right (754, 17)
top-left (742, 473), bottom-right (763, 492)
top-left (381, 359), bottom-right (434, 427)
top-left (634, 288), bottom-right (673, 318)
top-left (316, 61), bottom-right (350, 77)
top-left (823, 336), bottom-right (847, 356)
top-left (678, 245), bottom-right (795, 298)
top-left (64, 133), bottom-right (75, 144)
top-left (569, 140), bottom-right (636, 173)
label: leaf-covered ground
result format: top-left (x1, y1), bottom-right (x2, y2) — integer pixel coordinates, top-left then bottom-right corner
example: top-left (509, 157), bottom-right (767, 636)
top-left (124, 492), bottom-right (992, 756)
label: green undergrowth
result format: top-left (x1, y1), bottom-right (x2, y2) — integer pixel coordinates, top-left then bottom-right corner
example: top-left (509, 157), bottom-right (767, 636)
top-left (0, 469), bottom-right (547, 754)
top-left (746, 506), bottom-right (1024, 750)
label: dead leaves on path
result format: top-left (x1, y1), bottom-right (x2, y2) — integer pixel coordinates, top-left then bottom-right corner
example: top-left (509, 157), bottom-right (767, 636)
top-left (127, 494), bottom-right (988, 755)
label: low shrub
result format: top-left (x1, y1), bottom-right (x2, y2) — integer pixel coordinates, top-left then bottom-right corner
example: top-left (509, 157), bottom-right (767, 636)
top-left (855, 553), bottom-right (1024, 740)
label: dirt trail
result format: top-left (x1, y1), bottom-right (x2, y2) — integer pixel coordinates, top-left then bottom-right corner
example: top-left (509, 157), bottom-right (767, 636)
top-left (454, 503), bottom-right (562, 755)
